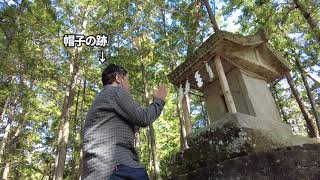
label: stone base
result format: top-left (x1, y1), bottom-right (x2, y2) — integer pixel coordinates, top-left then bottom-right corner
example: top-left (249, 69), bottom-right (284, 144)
top-left (167, 113), bottom-right (318, 176)
top-left (188, 113), bottom-right (317, 148)
top-left (168, 143), bottom-right (320, 180)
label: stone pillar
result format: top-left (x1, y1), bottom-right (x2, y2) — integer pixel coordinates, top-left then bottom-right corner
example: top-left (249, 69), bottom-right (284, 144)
top-left (214, 55), bottom-right (237, 113)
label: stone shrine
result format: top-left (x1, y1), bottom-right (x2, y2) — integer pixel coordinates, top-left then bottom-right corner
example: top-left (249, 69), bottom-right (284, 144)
top-left (166, 31), bottom-right (319, 179)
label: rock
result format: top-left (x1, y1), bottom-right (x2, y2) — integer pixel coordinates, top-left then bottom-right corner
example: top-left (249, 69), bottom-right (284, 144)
top-left (165, 113), bottom-right (319, 177)
top-left (167, 143), bottom-right (320, 180)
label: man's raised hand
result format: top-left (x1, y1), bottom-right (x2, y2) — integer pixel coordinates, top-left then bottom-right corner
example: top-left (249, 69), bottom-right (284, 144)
top-left (154, 84), bottom-right (168, 101)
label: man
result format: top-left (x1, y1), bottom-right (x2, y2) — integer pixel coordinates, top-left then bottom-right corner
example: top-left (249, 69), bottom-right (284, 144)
top-left (82, 63), bottom-right (167, 180)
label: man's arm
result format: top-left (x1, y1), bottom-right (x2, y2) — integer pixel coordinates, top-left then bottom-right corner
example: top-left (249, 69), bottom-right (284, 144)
top-left (113, 86), bottom-right (165, 127)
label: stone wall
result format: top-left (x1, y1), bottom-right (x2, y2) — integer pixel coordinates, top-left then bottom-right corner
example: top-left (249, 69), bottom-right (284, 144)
top-left (168, 143), bottom-right (320, 180)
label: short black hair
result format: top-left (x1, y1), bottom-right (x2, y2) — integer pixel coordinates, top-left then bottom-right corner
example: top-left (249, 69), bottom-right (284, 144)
top-left (102, 63), bottom-right (128, 86)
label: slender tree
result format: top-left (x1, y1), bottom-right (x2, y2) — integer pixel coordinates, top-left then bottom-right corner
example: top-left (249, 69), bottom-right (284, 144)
top-left (286, 73), bottom-right (319, 138)
top-left (141, 61), bottom-right (162, 180)
top-left (203, 0), bottom-right (220, 32)
top-left (292, 0), bottom-right (320, 42)
top-left (293, 54), bottom-right (320, 132)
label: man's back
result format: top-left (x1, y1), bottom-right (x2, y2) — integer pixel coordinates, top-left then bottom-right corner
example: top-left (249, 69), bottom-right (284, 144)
top-left (82, 85), bottom-right (165, 180)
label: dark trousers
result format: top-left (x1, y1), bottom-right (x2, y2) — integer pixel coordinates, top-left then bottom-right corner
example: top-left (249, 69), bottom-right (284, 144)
top-left (109, 164), bottom-right (150, 180)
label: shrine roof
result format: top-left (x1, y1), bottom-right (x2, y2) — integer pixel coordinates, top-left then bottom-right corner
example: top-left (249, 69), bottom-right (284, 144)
top-left (168, 31), bottom-right (290, 88)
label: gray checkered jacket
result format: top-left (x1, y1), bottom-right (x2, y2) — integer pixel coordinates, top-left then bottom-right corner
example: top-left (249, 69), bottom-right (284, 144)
top-left (81, 85), bottom-right (165, 180)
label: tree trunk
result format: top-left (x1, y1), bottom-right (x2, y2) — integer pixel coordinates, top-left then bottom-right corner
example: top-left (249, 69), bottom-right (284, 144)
top-left (294, 56), bottom-right (320, 133)
top-left (1, 111), bottom-right (26, 179)
top-left (187, 0), bottom-right (202, 57)
top-left (141, 63), bottom-right (152, 177)
top-left (70, 80), bottom-right (81, 180)
top-left (270, 84), bottom-right (288, 123)
top-left (0, 96), bottom-right (10, 124)
top-left (2, 121), bottom-right (25, 179)
top-left (149, 125), bottom-right (161, 180)
top-left (2, 161), bottom-right (10, 179)
top-left (307, 73), bottom-right (320, 85)
top-left (293, 0), bottom-right (320, 42)
top-left (146, 128), bottom-right (153, 178)
top-left (55, 6), bottom-right (88, 178)
top-left (0, 78), bottom-right (32, 177)
top-left (54, 55), bottom-right (80, 180)
top-left (0, 97), bottom-right (17, 165)
top-left (141, 63), bottom-right (162, 180)
top-left (0, 121), bottom-right (23, 180)
top-left (286, 74), bottom-right (319, 138)
top-left (201, 101), bottom-right (210, 126)
top-left (203, 0), bottom-right (220, 32)
top-left (79, 79), bottom-right (86, 180)
top-left (0, 118), bottom-right (12, 166)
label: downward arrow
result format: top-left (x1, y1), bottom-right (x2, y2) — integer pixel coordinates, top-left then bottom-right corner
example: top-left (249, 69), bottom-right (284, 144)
top-left (99, 51), bottom-right (106, 64)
